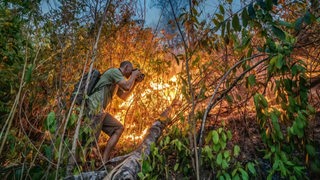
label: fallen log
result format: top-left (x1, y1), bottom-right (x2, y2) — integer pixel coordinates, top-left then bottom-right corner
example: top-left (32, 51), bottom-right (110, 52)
top-left (65, 171), bottom-right (108, 180)
top-left (64, 105), bottom-right (174, 180)
top-left (105, 120), bottom-right (165, 180)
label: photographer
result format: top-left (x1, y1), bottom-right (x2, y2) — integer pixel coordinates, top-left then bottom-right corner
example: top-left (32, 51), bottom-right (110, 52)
top-left (86, 61), bottom-right (143, 163)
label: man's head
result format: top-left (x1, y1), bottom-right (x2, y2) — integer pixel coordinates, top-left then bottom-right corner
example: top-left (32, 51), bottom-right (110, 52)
top-left (119, 61), bottom-right (134, 78)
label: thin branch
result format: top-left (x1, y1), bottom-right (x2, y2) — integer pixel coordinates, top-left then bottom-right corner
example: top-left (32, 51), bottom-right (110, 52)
top-left (198, 55), bottom-right (269, 150)
top-left (168, 0), bottom-right (199, 177)
top-left (0, 41), bottom-right (30, 155)
top-left (64, 0), bottom-right (113, 177)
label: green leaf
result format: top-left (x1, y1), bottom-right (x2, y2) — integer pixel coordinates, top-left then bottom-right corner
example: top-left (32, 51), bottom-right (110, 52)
top-left (232, 168), bottom-right (238, 176)
top-left (272, 0), bottom-right (278, 5)
top-left (306, 144), bottom-right (316, 156)
top-left (242, 8), bottom-right (250, 27)
top-left (222, 160), bottom-right (229, 169)
top-left (212, 18), bottom-right (220, 26)
top-left (226, 95), bottom-right (233, 104)
top-left (221, 22), bottom-right (226, 37)
top-left (174, 163), bottom-right (179, 171)
top-left (271, 25), bottom-right (286, 41)
top-left (279, 20), bottom-right (293, 28)
top-left (142, 160), bottom-right (152, 172)
top-left (68, 113), bottom-right (77, 127)
top-left (273, 159), bottom-right (280, 170)
top-left (224, 151), bottom-right (230, 158)
top-left (254, 93), bottom-right (268, 109)
top-left (233, 174), bottom-right (240, 180)
top-left (279, 161), bottom-right (287, 176)
top-left (232, 14), bottom-right (241, 32)
top-left (221, 132), bottom-right (227, 142)
top-left (271, 112), bottom-right (283, 139)
top-left (264, 152), bottom-right (272, 159)
top-left (219, 5), bottom-right (225, 14)
top-left (291, 64), bottom-right (298, 76)
top-left (192, 56), bottom-right (200, 67)
top-left (45, 111), bottom-right (56, 133)
top-left (280, 151), bottom-right (288, 162)
top-left (212, 130), bottom-right (219, 144)
top-left (226, 21), bottom-right (230, 35)
top-left (294, 17), bottom-right (303, 31)
top-left (247, 162), bottom-right (256, 174)
top-left (213, 143), bottom-right (221, 152)
top-left (137, 172), bottom-right (145, 179)
top-left (25, 64), bottom-right (34, 83)
top-left (204, 145), bottom-right (213, 159)
top-left (239, 168), bottom-right (249, 180)
top-left (258, 0), bottom-right (267, 10)
top-left (165, 136), bottom-right (170, 145)
top-left (224, 173), bottom-right (231, 180)
top-left (248, 3), bottom-right (256, 19)
top-left (303, 11), bottom-right (312, 24)
top-left (44, 145), bottom-right (52, 160)
top-left (217, 152), bottom-right (223, 165)
top-left (216, 14), bottom-right (224, 21)
top-left (227, 130), bottom-right (232, 140)
top-left (224, 35), bottom-right (230, 45)
top-left (265, 0), bottom-right (273, 10)
top-left (275, 54), bottom-right (284, 69)
top-left (220, 141), bottom-right (227, 149)
top-left (306, 104), bottom-right (315, 113)
top-left (247, 74), bottom-right (256, 87)
top-left (234, 145), bottom-right (240, 157)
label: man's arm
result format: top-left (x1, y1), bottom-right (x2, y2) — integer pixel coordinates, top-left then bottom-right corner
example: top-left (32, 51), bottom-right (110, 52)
top-left (116, 70), bottom-right (140, 100)
top-left (117, 81), bottom-right (138, 100)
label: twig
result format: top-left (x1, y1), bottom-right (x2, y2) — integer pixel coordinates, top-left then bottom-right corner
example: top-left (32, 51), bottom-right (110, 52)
top-left (168, 0), bottom-right (200, 178)
top-left (0, 42), bottom-right (28, 155)
top-left (63, 0), bottom-right (113, 177)
top-left (198, 55), bottom-right (269, 155)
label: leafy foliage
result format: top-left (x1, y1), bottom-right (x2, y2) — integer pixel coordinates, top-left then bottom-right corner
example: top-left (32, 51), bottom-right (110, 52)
top-left (0, 0), bottom-right (319, 179)
top-left (140, 126), bottom-right (257, 179)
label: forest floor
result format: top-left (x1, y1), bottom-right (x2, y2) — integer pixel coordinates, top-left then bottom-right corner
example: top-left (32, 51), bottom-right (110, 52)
top-left (204, 110), bottom-right (320, 179)
top-left (99, 110), bottom-right (320, 179)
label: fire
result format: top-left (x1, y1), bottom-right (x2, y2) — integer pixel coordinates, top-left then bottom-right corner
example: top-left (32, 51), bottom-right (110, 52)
top-left (123, 127), bottom-right (148, 141)
top-left (148, 75), bottom-right (179, 102)
top-left (150, 75), bottom-right (178, 90)
top-left (119, 94), bottom-right (134, 108)
top-left (170, 75), bottom-right (177, 82)
top-left (114, 75), bottom-right (180, 143)
top-left (150, 82), bottom-right (170, 90)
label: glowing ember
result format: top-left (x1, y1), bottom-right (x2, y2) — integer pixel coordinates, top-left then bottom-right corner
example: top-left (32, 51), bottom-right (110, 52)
top-left (150, 82), bottom-right (170, 90)
top-left (119, 94), bottom-right (134, 108)
top-left (123, 128), bottom-right (148, 141)
top-left (170, 75), bottom-right (177, 82)
top-left (114, 113), bottom-right (122, 122)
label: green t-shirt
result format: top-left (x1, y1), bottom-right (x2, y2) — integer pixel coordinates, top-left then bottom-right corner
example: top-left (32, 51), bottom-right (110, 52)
top-left (87, 68), bottom-right (124, 115)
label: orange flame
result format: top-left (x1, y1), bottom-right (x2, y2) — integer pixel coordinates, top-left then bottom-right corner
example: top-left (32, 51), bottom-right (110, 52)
top-left (123, 127), bottom-right (148, 141)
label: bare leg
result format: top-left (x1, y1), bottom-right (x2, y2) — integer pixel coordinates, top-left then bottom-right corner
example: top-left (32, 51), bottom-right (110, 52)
top-left (102, 127), bottom-right (124, 162)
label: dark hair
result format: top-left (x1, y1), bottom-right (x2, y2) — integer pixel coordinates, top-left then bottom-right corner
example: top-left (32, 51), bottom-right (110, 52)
top-left (120, 61), bottom-right (132, 68)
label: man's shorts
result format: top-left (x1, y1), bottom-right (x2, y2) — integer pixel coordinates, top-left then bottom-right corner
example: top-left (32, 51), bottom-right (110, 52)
top-left (91, 113), bottom-right (124, 139)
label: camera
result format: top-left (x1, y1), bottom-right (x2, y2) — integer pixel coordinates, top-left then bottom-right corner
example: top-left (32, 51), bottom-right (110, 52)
top-left (133, 68), bottom-right (145, 82)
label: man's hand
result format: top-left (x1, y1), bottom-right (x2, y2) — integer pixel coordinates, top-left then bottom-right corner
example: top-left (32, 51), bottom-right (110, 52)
top-left (132, 69), bottom-right (145, 82)
top-left (131, 69), bottom-right (141, 79)
top-left (136, 73), bottom-right (145, 82)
